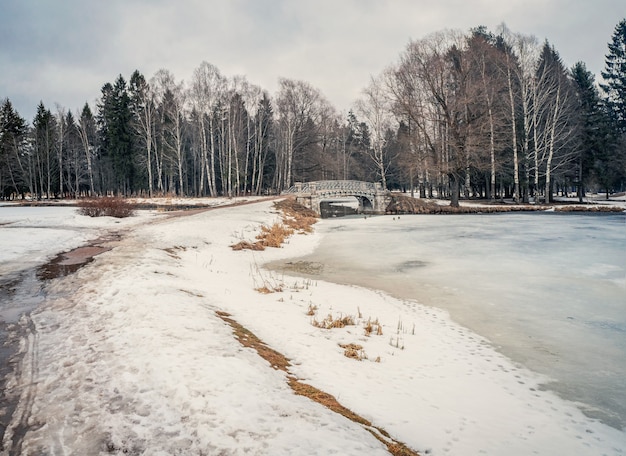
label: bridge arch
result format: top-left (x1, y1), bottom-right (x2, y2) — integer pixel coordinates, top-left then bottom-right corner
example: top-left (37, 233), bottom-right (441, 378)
top-left (283, 180), bottom-right (390, 215)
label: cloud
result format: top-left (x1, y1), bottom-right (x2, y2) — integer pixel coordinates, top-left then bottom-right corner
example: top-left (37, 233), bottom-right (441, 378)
top-left (1, 0), bottom-right (623, 121)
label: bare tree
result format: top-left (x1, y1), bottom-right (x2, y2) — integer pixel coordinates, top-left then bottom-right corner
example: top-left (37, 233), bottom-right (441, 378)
top-left (129, 70), bottom-right (158, 197)
top-left (533, 42), bottom-right (578, 202)
top-left (497, 25), bottom-right (541, 202)
top-left (274, 78), bottom-right (324, 190)
top-left (151, 69), bottom-right (188, 196)
top-left (55, 104), bottom-right (67, 197)
top-left (190, 61), bottom-right (225, 196)
top-left (355, 74), bottom-right (394, 189)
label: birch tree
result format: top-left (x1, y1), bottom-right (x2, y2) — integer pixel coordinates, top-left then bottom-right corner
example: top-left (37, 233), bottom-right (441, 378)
top-left (275, 78), bottom-right (323, 190)
top-left (355, 74), bottom-right (394, 189)
top-left (32, 102), bottom-right (56, 199)
top-left (129, 70), bottom-right (157, 197)
top-left (55, 105), bottom-right (67, 197)
top-left (190, 61), bottom-right (225, 196)
top-left (151, 69), bottom-right (188, 196)
top-left (534, 42), bottom-right (578, 202)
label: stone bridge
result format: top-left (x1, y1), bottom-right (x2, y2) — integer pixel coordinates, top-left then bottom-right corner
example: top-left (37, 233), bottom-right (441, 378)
top-left (283, 180), bottom-right (391, 215)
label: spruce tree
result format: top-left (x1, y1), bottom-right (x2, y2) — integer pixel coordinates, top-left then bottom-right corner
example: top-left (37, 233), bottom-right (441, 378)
top-left (0, 99), bottom-right (28, 197)
top-left (571, 62), bottom-right (617, 199)
top-left (97, 76), bottom-right (135, 195)
top-left (601, 19), bottom-right (626, 132)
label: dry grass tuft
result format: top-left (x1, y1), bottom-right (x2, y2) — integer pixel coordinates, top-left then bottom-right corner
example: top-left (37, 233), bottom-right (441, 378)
top-left (339, 343), bottom-right (366, 360)
top-left (306, 303), bottom-right (318, 316)
top-left (256, 223), bottom-right (294, 248)
top-left (231, 241), bottom-right (265, 251)
top-left (364, 317), bottom-right (384, 337)
top-left (312, 313), bottom-right (355, 329)
top-left (255, 284), bottom-right (284, 294)
top-left (77, 197), bottom-right (136, 218)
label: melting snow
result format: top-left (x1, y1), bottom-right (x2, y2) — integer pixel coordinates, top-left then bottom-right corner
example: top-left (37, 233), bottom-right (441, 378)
top-left (1, 200), bottom-right (625, 455)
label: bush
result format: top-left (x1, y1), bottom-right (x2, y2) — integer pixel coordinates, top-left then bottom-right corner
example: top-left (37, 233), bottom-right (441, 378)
top-left (77, 197), bottom-right (136, 218)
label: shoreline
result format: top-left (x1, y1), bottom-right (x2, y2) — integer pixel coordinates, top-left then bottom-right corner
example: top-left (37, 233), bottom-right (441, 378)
top-left (1, 201), bottom-right (625, 454)
top-left (266, 211), bottom-right (626, 431)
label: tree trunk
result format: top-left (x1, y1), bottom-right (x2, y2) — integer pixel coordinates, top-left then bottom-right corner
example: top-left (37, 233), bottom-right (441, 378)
top-left (506, 62), bottom-right (520, 203)
top-left (450, 174), bottom-right (460, 207)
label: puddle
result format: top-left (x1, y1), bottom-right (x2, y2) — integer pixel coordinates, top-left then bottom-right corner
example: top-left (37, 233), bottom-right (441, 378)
top-left (37, 245), bottom-right (110, 280)
top-left (37, 231), bottom-right (120, 281)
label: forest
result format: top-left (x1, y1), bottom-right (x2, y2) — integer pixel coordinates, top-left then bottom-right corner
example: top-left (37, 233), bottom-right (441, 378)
top-left (1, 22), bottom-right (625, 206)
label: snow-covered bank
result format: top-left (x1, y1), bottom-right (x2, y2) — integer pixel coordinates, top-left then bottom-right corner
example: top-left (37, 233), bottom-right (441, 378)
top-left (2, 201), bottom-right (625, 455)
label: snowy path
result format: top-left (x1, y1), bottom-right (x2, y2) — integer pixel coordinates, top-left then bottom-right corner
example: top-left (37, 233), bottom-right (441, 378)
top-left (1, 201), bottom-right (625, 455)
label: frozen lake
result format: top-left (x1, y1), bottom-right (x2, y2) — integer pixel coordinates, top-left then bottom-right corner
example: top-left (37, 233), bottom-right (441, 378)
top-left (277, 211), bottom-right (626, 430)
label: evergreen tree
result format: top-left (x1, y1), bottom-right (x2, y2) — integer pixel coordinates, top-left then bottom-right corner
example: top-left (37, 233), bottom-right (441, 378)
top-left (78, 103), bottom-right (97, 196)
top-left (0, 98), bottom-right (28, 198)
top-left (97, 76), bottom-right (136, 195)
top-left (254, 93), bottom-right (274, 194)
top-left (601, 19), bottom-right (626, 132)
top-left (571, 62), bottom-right (616, 199)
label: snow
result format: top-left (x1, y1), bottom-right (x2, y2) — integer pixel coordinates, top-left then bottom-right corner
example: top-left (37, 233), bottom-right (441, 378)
top-left (1, 200), bottom-right (625, 455)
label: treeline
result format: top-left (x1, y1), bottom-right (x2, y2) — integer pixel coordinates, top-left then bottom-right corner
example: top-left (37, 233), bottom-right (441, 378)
top-left (1, 21), bottom-right (625, 204)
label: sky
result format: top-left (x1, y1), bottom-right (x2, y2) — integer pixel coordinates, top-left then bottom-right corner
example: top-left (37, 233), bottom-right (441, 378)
top-left (1, 0), bottom-right (624, 122)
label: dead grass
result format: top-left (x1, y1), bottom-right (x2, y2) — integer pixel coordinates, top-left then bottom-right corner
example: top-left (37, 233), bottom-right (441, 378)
top-left (77, 197), bottom-right (136, 218)
top-left (231, 241), bottom-right (265, 251)
top-left (364, 318), bottom-right (384, 337)
top-left (256, 223), bottom-right (294, 248)
top-left (230, 198), bottom-right (319, 251)
top-left (215, 311), bottom-right (421, 456)
top-left (387, 194), bottom-right (625, 214)
top-left (554, 205), bottom-right (624, 212)
top-left (339, 343), bottom-right (366, 361)
top-left (312, 313), bottom-right (356, 329)
top-left (255, 284), bottom-right (284, 294)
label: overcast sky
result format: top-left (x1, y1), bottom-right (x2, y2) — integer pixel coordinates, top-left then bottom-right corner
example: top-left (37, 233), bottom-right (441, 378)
top-left (1, 0), bottom-right (624, 122)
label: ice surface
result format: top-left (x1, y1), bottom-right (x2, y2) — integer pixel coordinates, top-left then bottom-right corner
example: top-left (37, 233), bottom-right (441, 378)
top-left (1, 201), bottom-right (625, 455)
top-left (282, 211), bottom-right (626, 430)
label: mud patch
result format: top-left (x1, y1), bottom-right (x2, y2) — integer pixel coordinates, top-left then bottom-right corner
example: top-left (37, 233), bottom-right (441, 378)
top-left (37, 232), bottom-right (120, 281)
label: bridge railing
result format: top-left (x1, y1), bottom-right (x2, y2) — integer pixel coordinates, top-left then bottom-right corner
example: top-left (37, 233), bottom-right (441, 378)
top-left (283, 180), bottom-right (383, 195)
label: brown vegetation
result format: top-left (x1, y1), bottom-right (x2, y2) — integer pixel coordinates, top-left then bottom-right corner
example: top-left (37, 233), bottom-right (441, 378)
top-left (386, 194), bottom-right (625, 214)
top-left (274, 198), bottom-right (318, 233)
top-left (554, 205), bottom-right (624, 212)
top-left (230, 198), bottom-right (318, 251)
top-left (215, 311), bottom-right (420, 456)
top-left (312, 313), bottom-right (356, 329)
top-left (77, 197), bottom-right (136, 218)
top-left (339, 343), bottom-right (366, 360)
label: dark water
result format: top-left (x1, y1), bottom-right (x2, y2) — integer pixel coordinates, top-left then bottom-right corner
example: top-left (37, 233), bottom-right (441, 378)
top-left (273, 212), bottom-right (626, 430)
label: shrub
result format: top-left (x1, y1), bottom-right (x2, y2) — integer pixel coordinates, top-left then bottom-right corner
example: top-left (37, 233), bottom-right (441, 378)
top-left (77, 197), bottom-right (136, 218)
